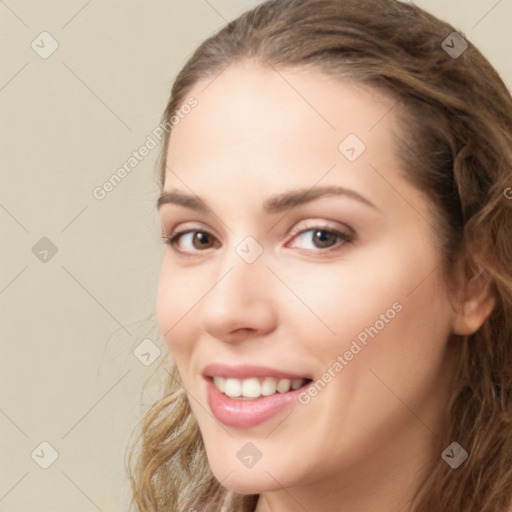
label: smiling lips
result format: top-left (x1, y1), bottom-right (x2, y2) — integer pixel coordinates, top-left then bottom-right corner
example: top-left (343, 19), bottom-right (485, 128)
top-left (213, 376), bottom-right (307, 399)
top-left (202, 363), bottom-right (313, 427)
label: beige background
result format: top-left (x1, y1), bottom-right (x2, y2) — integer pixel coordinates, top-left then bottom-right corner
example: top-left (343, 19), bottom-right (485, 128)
top-left (0, 1), bottom-right (510, 511)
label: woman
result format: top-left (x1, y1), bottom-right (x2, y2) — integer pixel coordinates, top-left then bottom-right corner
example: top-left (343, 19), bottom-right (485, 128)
top-left (127, 0), bottom-right (512, 510)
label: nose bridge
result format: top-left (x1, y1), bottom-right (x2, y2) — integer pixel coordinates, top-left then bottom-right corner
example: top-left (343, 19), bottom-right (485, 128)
top-left (213, 233), bottom-right (267, 302)
top-left (198, 233), bottom-right (275, 338)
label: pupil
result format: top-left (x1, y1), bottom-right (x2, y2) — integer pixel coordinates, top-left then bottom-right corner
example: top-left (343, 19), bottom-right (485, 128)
top-left (314, 230), bottom-right (334, 248)
top-left (194, 232), bottom-right (211, 249)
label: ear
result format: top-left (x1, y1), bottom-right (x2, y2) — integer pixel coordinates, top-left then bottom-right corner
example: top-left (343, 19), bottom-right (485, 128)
top-left (451, 254), bottom-right (496, 336)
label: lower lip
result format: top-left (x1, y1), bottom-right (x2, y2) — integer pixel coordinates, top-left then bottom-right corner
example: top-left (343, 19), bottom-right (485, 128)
top-left (206, 378), bottom-right (308, 428)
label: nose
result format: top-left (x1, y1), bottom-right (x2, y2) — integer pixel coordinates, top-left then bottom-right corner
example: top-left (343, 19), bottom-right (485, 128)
top-left (198, 244), bottom-right (278, 343)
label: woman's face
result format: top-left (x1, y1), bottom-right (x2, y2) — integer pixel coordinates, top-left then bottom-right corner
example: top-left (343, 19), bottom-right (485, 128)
top-left (156, 60), bottom-right (459, 503)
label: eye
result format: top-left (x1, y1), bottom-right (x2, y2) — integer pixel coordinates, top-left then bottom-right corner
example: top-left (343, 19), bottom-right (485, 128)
top-left (286, 226), bottom-right (353, 252)
top-left (162, 230), bottom-right (219, 253)
top-left (161, 221), bottom-right (354, 256)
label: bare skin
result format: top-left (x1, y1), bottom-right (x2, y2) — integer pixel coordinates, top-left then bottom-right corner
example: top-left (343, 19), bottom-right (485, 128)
top-left (156, 59), bottom-right (495, 512)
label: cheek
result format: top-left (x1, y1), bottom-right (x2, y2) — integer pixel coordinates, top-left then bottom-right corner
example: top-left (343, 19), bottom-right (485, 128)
top-left (155, 262), bottom-right (199, 357)
top-left (281, 241), bottom-right (452, 371)
top-left (328, 259), bottom-right (454, 428)
top-left (275, 258), bottom-right (405, 352)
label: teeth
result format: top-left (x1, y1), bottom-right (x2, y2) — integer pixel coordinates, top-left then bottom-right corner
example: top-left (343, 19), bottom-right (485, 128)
top-left (277, 378), bottom-right (291, 393)
top-left (213, 376), bottom-right (225, 393)
top-left (261, 377), bottom-right (277, 396)
top-left (213, 376), bottom-right (307, 398)
top-left (224, 378), bottom-right (242, 398)
top-left (291, 378), bottom-right (303, 390)
top-left (241, 378), bottom-right (261, 398)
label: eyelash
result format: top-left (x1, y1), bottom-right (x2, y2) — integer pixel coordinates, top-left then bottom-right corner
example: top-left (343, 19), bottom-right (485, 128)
top-left (161, 221), bottom-right (354, 257)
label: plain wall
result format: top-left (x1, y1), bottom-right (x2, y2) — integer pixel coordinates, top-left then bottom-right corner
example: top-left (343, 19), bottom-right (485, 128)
top-left (1, 0), bottom-right (510, 510)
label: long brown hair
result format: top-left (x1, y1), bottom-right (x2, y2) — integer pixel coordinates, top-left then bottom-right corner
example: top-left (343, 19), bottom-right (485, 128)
top-left (126, 1), bottom-right (512, 510)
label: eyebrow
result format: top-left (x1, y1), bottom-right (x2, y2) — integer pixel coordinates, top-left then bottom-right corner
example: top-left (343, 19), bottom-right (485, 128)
top-left (156, 185), bottom-right (377, 213)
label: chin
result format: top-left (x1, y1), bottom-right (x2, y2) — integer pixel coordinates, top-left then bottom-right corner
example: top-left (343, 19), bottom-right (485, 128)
top-left (219, 479), bottom-right (273, 495)
top-left (210, 461), bottom-right (289, 495)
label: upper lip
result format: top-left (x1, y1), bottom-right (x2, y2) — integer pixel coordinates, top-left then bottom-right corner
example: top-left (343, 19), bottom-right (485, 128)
top-left (202, 363), bottom-right (312, 381)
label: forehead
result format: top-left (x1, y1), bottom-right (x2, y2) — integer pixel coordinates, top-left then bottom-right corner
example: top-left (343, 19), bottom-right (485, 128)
top-left (171, 60), bottom-right (398, 147)
top-left (163, 61), bottom-right (406, 210)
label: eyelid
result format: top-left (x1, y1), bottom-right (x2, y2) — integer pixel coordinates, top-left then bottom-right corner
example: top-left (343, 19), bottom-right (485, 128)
top-left (287, 218), bottom-right (354, 239)
top-left (163, 218), bottom-right (354, 256)
top-left (164, 218), bottom-right (352, 239)
top-left (163, 221), bottom-right (217, 242)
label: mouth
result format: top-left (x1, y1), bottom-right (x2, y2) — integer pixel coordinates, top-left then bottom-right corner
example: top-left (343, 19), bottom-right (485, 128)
top-left (210, 376), bottom-right (312, 400)
top-left (202, 363), bottom-right (314, 428)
